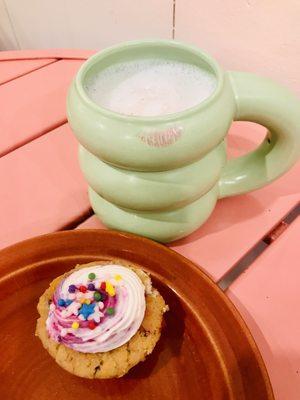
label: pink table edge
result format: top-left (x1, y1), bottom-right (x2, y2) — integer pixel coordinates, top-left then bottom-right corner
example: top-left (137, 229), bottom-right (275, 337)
top-left (0, 49), bottom-right (95, 61)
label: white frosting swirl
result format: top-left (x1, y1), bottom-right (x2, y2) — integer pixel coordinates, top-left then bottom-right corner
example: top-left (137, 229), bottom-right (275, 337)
top-left (46, 265), bottom-right (146, 353)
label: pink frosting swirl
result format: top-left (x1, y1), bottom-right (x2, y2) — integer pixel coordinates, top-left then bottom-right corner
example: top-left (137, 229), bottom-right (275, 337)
top-left (46, 265), bottom-right (146, 353)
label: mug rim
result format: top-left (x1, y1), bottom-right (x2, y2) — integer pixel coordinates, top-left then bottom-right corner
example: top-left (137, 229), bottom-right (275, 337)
top-left (75, 39), bottom-right (224, 123)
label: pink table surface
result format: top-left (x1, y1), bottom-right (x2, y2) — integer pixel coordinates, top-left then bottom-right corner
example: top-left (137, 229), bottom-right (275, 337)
top-left (227, 217), bottom-right (300, 399)
top-left (1, 50), bottom-right (299, 399)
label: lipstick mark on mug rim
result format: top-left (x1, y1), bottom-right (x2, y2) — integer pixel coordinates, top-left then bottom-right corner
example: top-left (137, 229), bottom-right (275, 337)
top-left (138, 127), bottom-right (182, 147)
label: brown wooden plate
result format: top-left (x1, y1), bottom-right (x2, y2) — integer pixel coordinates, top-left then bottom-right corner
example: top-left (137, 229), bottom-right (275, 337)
top-left (0, 230), bottom-right (273, 400)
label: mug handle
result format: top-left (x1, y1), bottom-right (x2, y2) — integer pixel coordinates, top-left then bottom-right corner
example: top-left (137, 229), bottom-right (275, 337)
top-left (219, 71), bottom-right (300, 198)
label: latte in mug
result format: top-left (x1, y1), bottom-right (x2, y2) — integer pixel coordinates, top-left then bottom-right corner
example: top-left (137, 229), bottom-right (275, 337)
top-left (84, 59), bottom-right (217, 117)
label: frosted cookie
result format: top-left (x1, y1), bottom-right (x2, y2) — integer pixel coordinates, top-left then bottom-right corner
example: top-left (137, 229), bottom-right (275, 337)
top-left (36, 261), bottom-right (168, 378)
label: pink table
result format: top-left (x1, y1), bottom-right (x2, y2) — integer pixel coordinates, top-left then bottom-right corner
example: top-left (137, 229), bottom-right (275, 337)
top-left (1, 50), bottom-right (299, 399)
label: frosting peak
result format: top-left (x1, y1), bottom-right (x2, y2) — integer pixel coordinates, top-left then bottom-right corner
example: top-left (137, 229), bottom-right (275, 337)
top-left (46, 265), bottom-right (146, 353)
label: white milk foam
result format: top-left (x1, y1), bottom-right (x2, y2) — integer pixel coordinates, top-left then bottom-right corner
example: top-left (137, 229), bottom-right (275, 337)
top-left (84, 59), bottom-right (217, 117)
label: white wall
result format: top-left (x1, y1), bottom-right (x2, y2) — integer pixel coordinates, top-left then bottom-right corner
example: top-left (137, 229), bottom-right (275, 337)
top-left (0, 0), bottom-right (173, 50)
top-left (0, 0), bottom-right (299, 94)
top-left (175, 0), bottom-right (300, 95)
top-left (0, 0), bottom-right (18, 49)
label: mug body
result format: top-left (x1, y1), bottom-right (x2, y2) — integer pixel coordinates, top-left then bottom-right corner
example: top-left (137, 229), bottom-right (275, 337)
top-left (67, 40), bottom-right (236, 242)
top-left (79, 141), bottom-right (226, 211)
top-left (88, 184), bottom-right (219, 243)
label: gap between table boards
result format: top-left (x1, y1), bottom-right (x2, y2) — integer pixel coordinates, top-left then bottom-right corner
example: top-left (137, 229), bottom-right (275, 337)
top-left (218, 202), bottom-right (300, 291)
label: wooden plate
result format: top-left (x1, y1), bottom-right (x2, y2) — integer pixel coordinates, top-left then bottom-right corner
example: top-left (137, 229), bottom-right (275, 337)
top-left (0, 230), bottom-right (273, 400)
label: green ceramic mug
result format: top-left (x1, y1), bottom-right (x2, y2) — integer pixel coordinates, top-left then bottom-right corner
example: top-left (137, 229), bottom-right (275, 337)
top-left (67, 40), bottom-right (300, 242)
